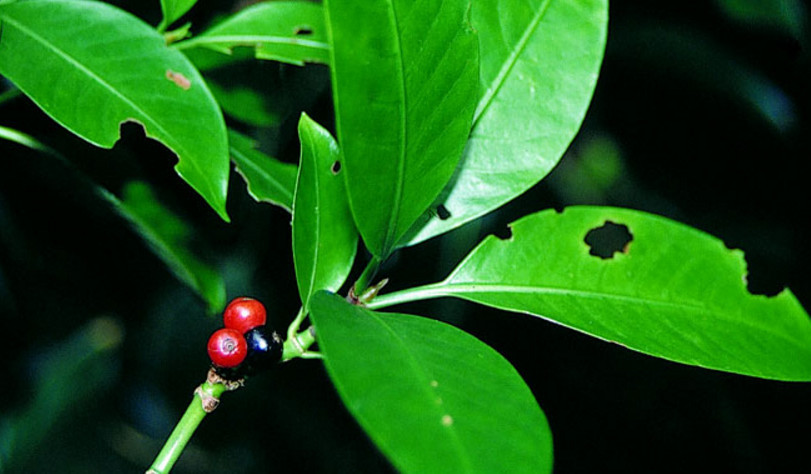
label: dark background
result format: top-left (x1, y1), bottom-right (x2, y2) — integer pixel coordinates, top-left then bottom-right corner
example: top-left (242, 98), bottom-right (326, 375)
top-left (2, 1), bottom-right (810, 472)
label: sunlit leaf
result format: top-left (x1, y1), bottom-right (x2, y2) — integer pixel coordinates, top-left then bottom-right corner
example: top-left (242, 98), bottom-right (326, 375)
top-left (325, 0), bottom-right (479, 258)
top-left (310, 291), bottom-right (553, 474)
top-left (376, 207), bottom-right (811, 381)
top-left (0, 0), bottom-right (229, 220)
top-left (402, 0), bottom-right (608, 246)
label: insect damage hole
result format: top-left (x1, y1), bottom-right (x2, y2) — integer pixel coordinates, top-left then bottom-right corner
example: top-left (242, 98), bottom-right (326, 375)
top-left (494, 225), bottom-right (513, 240)
top-left (331, 161), bottom-right (341, 174)
top-left (436, 204), bottom-right (451, 220)
top-left (584, 221), bottom-right (633, 259)
top-left (294, 26), bottom-right (313, 36)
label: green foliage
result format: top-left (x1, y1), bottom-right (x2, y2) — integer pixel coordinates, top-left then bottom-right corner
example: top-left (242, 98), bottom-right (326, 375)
top-left (376, 207), bottom-right (811, 381)
top-left (325, 0), bottom-right (479, 259)
top-left (402, 0), bottom-right (608, 246)
top-left (2, 0), bottom-right (809, 472)
top-left (292, 114), bottom-right (357, 311)
top-left (0, 0), bottom-right (229, 220)
top-left (229, 129), bottom-right (298, 212)
top-left (310, 291), bottom-right (553, 474)
top-left (175, 1), bottom-right (329, 66)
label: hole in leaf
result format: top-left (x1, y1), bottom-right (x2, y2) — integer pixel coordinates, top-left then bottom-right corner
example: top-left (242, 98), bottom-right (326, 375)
top-left (294, 26), bottom-right (313, 36)
top-left (331, 161), bottom-right (341, 174)
top-left (436, 204), bottom-right (451, 220)
top-left (494, 225), bottom-right (513, 240)
top-left (742, 253), bottom-right (784, 297)
top-left (584, 221), bottom-right (633, 259)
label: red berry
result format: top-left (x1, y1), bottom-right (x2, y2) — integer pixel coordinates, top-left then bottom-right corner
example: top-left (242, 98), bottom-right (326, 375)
top-left (207, 328), bottom-right (247, 368)
top-left (223, 297), bottom-right (267, 334)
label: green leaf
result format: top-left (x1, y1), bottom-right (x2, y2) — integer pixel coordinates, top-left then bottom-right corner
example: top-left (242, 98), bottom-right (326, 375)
top-left (159, 0), bottom-right (198, 32)
top-left (0, 0), bottom-right (229, 221)
top-left (292, 115), bottom-right (357, 311)
top-left (376, 207), bottom-right (811, 381)
top-left (207, 81), bottom-right (279, 127)
top-left (401, 0), bottom-right (608, 246)
top-left (0, 124), bottom-right (55, 154)
top-left (111, 181), bottom-right (226, 314)
top-left (175, 1), bottom-right (329, 66)
top-left (325, 0), bottom-right (479, 258)
top-left (310, 291), bottom-right (553, 474)
top-left (229, 129), bottom-right (297, 212)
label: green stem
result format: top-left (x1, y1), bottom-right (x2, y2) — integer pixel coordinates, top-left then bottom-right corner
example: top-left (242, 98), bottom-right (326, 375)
top-left (286, 307), bottom-right (307, 344)
top-left (282, 325), bottom-right (317, 362)
top-left (366, 282), bottom-right (448, 310)
top-left (353, 256), bottom-right (382, 297)
top-left (147, 377), bottom-right (228, 474)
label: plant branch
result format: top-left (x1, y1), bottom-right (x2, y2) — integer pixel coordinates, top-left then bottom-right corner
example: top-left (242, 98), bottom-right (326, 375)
top-left (352, 256), bottom-right (382, 298)
top-left (146, 371), bottom-right (234, 474)
top-left (282, 325), bottom-right (317, 361)
top-left (365, 282), bottom-right (448, 310)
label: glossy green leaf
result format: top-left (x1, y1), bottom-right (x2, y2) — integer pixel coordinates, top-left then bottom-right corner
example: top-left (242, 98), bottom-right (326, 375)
top-left (402, 0), bottom-right (608, 246)
top-left (229, 129), bottom-right (297, 212)
top-left (376, 207), bottom-right (811, 381)
top-left (111, 181), bottom-right (225, 314)
top-left (0, 0), bottom-right (229, 221)
top-left (159, 0), bottom-right (197, 31)
top-left (310, 291), bottom-right (553, 474)
top-left (176, 1), bottom-right (328, 66)
top-left (292, 115), bottom-right (357, 310)
top-left (325, 0), bottom-right (479, 258)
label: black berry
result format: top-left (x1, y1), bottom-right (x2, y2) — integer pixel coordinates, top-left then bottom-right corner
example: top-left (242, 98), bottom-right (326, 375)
top-left (242, 326), bottom-right (284, 375)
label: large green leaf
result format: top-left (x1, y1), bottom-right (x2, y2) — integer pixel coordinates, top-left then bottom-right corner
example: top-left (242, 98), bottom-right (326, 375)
top-left (374, 207), bottom-right (811, 381)
top-left (0, 0), bottom-right (229, 221)
top-left (229, 129), bottom-right (297, 212)
top-left (401, 0), bottom-right (608, 246)
top-left (292, 115), bottom-right (357, 311)
top-left (325, 0), bottom-right (479, 258)
top-left (310, 291), bottom-right (552, 474)
top-left (175, 1), bottom-right (328, 66)
top-left (111, 181), bottom-right (225, 314)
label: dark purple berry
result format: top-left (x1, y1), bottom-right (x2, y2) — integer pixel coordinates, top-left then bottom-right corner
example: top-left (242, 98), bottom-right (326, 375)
top-left (242, 326), bottom-right (284, 375)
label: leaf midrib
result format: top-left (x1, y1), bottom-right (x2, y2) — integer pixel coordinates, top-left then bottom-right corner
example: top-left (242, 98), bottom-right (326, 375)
top-left (2, 14), bottom-right (171, 144)
top-left (381, 0), bottom-right (408, 257)
top-left (177, 34), bottom-right (328, 50)
top-left (364, 310), bottom-right (474, 473)
top-left (2, 9), bottom-right (217, 196)
top-left (473, 0), bottom-right (553, 124)
top-left (436, 281), bottom-right (810, 348)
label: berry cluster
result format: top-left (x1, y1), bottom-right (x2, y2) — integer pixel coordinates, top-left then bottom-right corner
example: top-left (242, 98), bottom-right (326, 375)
top-left (207, 297), bottom-right (284, 380)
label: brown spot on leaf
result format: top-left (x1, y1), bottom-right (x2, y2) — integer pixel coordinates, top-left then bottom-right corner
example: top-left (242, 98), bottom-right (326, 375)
top-left (166, 70), bottom-right (191, 90)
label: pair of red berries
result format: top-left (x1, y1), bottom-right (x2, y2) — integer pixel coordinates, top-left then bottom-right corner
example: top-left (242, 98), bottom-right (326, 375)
top-left (207, 297), bottom-right (283, 379)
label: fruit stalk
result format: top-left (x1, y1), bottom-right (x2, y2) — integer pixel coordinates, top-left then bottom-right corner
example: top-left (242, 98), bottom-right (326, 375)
top-left (146, 372), bottom-right (229, 474)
